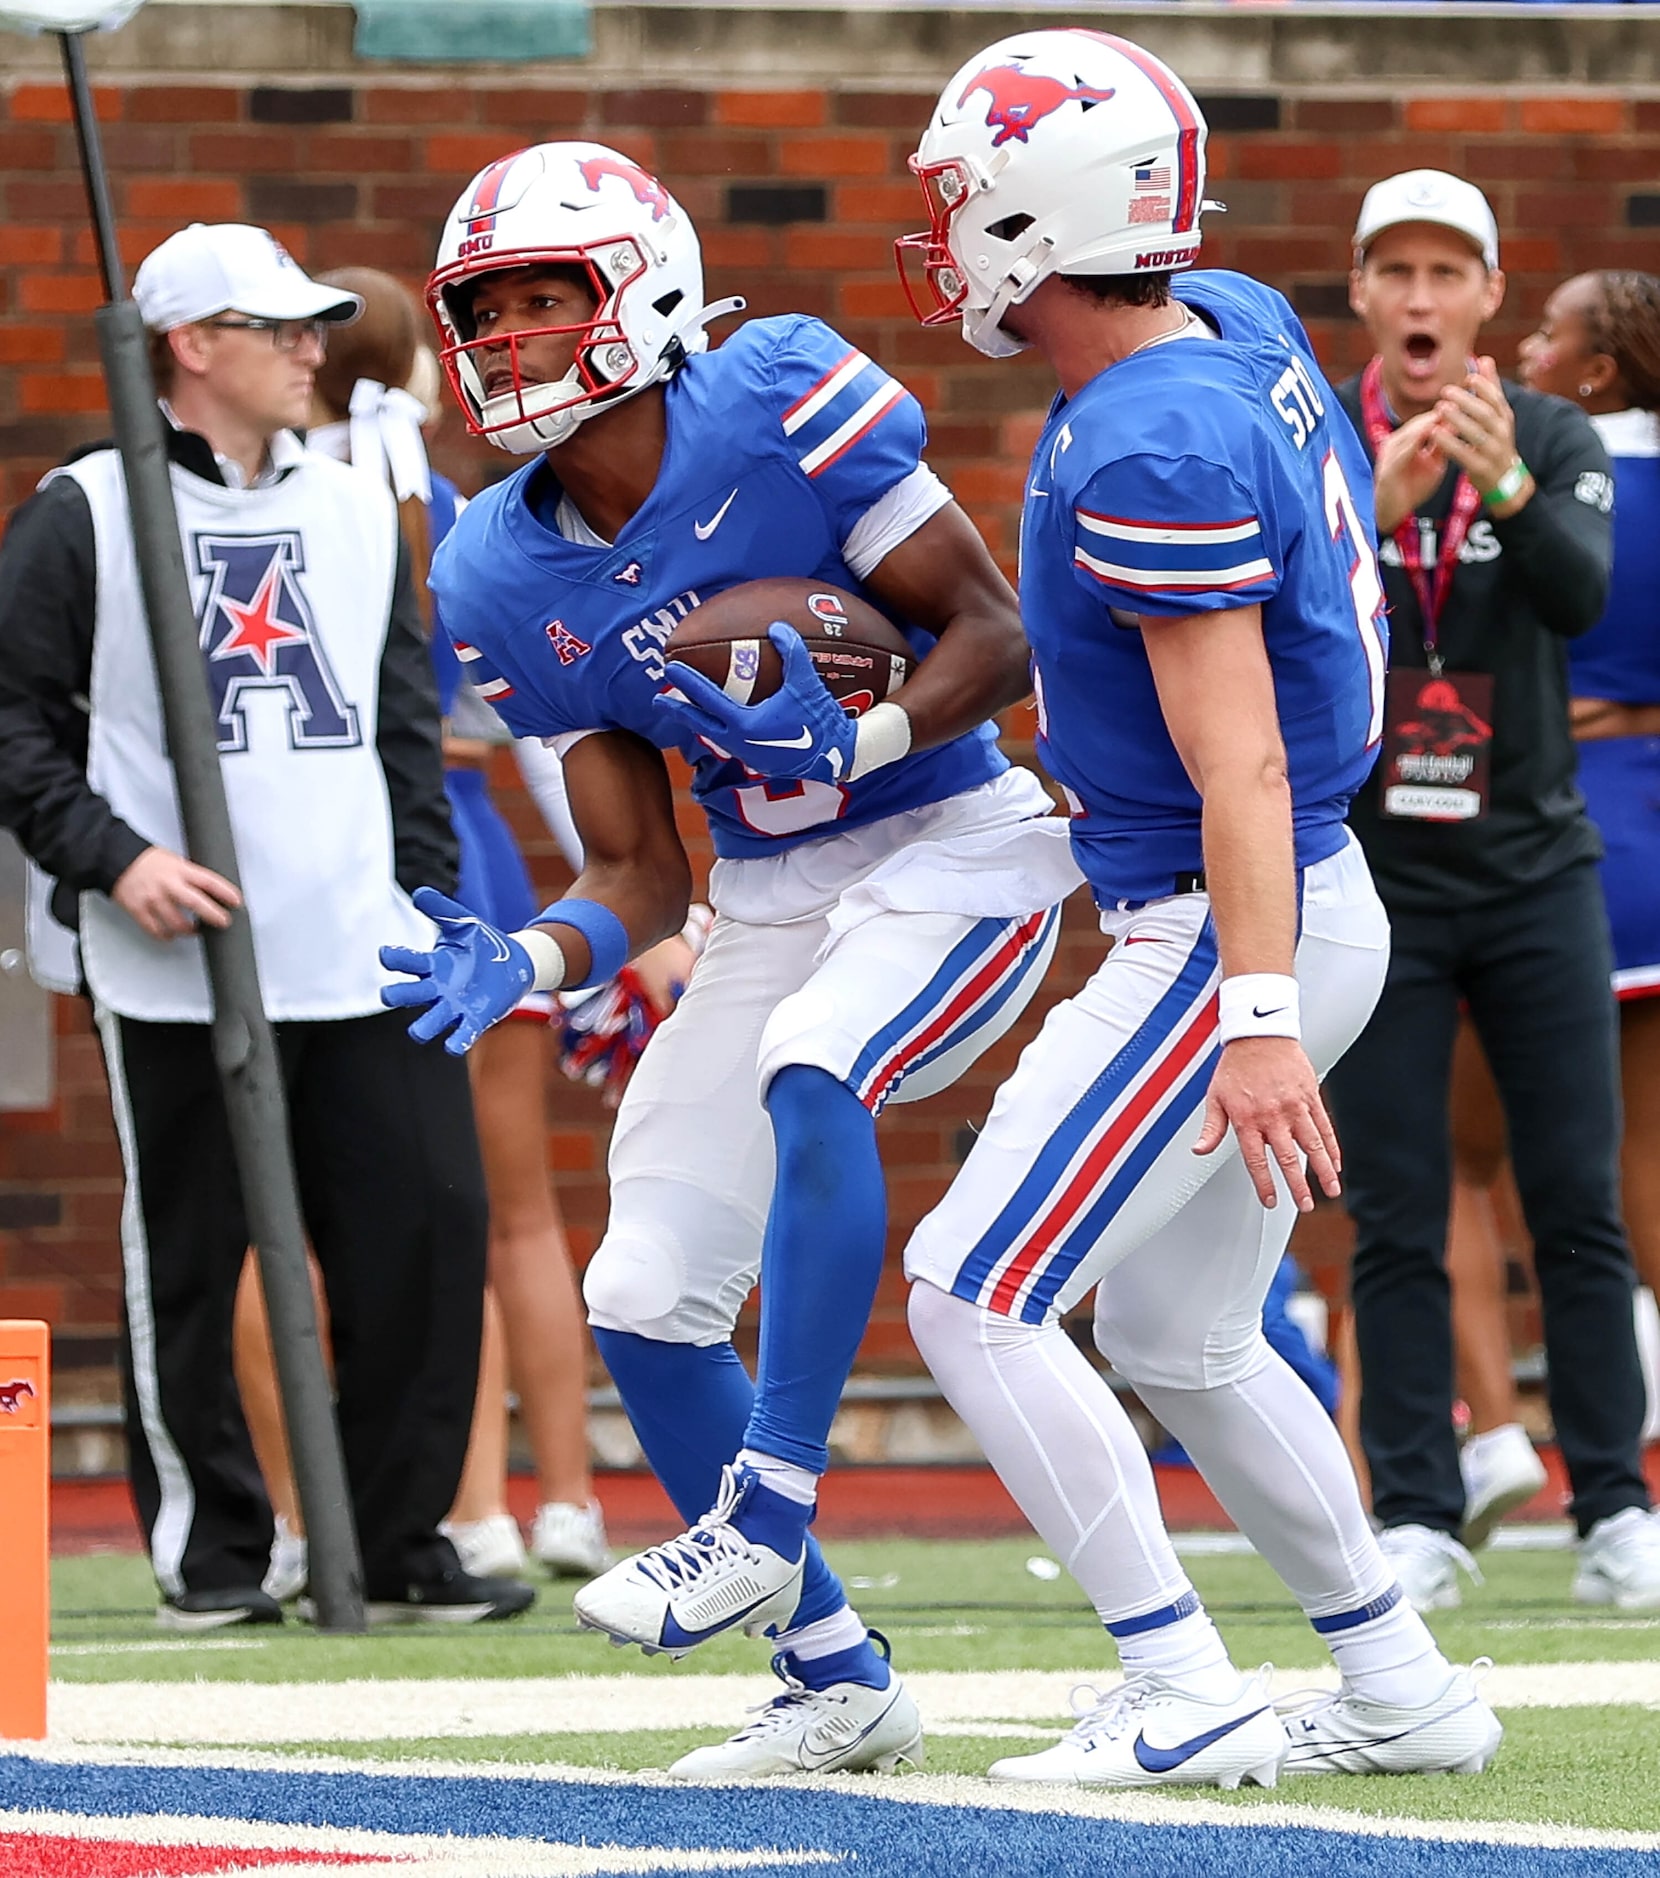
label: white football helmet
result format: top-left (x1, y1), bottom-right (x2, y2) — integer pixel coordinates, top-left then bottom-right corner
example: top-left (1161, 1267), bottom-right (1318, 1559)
top-left (428, 141), bottom-right (740, 453)
top-left (898, 29), bottom-right (1221, 358)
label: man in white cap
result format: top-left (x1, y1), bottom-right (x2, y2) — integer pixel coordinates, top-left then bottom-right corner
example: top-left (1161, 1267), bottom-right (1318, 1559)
top-left (0, 223), bottom-right (532, 1629)
top-left (1328, 172), bottom-right (1660, 1613)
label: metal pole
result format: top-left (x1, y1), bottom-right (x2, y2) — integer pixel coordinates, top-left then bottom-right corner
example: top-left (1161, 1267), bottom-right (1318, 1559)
top-left (59, 30), bottom-right (364, 1631)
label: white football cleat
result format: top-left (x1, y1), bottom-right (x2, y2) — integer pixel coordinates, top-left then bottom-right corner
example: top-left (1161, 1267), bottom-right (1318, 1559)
top-left (987, 1670), bottom-right (1285, 1790)
top-left (1280, 1662), bottom-right (1502, 1775)
top-left (1378, 1523), bottom-right (1481, 1612)
top-left (1460, 1424), bottom-right (1548, 1551)
top-left (1574, 1506), bottom-right (1660, 1610)
top-left (670, 1654), bottom-right (923, 1779)
top-left (572, 1465), bottom-right (805, 1657)
top-left (531, 1499), bottom-right (613, 1579)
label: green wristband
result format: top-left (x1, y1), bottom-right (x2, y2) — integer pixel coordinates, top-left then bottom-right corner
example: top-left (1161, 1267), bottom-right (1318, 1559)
top-left (1483, 458), bottom-right (1529, 506)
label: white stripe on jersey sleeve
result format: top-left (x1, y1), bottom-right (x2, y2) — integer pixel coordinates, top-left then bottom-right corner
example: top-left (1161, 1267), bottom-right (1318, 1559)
top-left (799, 380), bottom-right (906, 478)
top-left (1077, 512), bottom-right (1263, 546)
top-left (781, 349), bottom-right (869, 436)
top-left (1075, 546), bottom-right (1276, 590)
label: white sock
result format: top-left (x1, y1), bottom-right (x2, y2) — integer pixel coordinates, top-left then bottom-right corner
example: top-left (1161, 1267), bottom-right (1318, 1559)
top-left (908, 1283), bottom-right (1219, 1659)
top-left (1635, 1288), bottom-right (1660, 1444)
top-left (736, 1448), bottom-right (819, 1506)
top-left (1115, 1603), bottom-right (1240, 1699)
top-left (775, 1605), bottom-right (868, 1661)
top-left (1134, 1352), bottom-right (1452, 1707)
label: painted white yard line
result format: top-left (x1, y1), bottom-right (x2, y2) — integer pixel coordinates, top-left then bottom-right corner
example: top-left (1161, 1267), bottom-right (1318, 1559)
top-left (0, 1807), bottom-right (840, 1875)
top-left (9, 1742), bottom-right (1660, 1856)
top-left (41, 1660), bottom-right (1660, 1746)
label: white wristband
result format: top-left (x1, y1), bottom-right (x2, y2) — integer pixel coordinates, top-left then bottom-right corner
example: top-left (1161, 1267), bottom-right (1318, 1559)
top-left (1217, 972), bottom-right (1300, 1044)
top-left (848, 701), bottom-right (912, 782)
top-left (514, 926), bottom-right (568, 994)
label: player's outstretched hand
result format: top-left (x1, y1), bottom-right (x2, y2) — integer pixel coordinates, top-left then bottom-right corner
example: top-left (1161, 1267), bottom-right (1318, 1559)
top-left (379, 885), bottom-right (535, 1056)
top-left (1193, 1036), bottom-right (1342, 1213)
top-left (655, 622), bottom-right (857, 783)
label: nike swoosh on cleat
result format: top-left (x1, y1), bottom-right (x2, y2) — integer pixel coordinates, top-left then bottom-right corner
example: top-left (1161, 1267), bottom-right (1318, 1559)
top-left (694, 489), bottom-right (738, 540)
top-left (1133, 1706), bottom-right (1270, 1774)
top-left (753, 729), bottom-right (815, 750)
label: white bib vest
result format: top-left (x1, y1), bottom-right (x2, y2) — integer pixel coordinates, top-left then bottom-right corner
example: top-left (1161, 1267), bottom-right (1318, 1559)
top-left (60, 444), bottom-right (431, 1023)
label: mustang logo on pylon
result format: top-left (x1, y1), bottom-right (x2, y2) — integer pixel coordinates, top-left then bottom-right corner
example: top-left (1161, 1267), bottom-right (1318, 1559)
top-left (0, 1378), bottom-right (36, 1414)
top-left (957, 62), bottom-right (1116, 147)
top-left (578, 153), bottom-right (671, 222)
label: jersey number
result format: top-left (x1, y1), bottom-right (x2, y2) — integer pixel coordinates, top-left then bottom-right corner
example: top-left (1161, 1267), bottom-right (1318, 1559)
top-left (733, 777), bottom-right (849, 837)
top-left (1321, 451), bottom-right (1387, 746)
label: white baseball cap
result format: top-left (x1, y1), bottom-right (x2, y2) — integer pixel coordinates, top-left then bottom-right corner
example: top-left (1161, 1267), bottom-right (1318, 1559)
top-left (1353, 170), bottom-right (1500, 271)
top-left (132, 223), bottom-right (363, 332)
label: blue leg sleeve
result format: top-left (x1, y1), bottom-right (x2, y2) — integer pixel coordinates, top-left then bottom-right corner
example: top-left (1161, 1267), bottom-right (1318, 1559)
top-left (743, 1064), bottom-right (888, 1476)
top-left (591, 1326), bottom-right (850, 1630)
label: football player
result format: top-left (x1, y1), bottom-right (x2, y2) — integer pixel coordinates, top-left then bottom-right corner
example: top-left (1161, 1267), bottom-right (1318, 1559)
top-left (890, 29), bottom-right (1502, 1784)
top-left (381, 141), bottom-right (1082, 1774)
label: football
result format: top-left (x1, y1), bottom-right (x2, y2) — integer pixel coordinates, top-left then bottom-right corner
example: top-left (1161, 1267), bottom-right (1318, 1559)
top-left (663, 578), bottom-right (915, 717)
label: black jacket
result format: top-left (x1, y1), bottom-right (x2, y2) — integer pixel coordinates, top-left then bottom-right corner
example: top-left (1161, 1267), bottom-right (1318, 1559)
top-left (0, 425), bottom-right (457, 931)
top-left (1336, 375), bottom-right (1613, 911)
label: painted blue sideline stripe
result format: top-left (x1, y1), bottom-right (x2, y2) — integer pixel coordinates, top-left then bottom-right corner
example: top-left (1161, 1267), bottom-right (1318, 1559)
top-left (1020, 1042), bottom-right (1220, 1324)
top-left (1310, 1583), bottom-right (1404, 1634)
top-left (1107, 1587), bottom-right (1203, 1638)
top-left (847, 913), bottom-right (1019, 1097)
top-left (952, 917), bottom-right (1219, 1301)
top-left (899, 904), bottom-right (1060, 1084)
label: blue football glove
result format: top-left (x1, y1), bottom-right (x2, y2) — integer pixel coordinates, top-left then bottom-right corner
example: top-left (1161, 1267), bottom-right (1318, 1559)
top-left (380, 885), bottom-right (535, 1056)
top-left (654, 621), bottom-right (856, 783)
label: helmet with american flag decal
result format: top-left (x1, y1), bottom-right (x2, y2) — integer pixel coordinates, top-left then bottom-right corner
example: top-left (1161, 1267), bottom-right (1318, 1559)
top-left (898, 29), bottom-right (1223, 359)
top-left (428, 141), bottom-right (739, 453)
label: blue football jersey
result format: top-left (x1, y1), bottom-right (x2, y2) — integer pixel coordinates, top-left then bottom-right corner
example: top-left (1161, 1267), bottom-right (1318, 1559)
top-left (424, 470), bottom-right (465, 715)
top-left (430, 316), bottom-right (1005, 859)
top-left (1019, 270), bottom-right (1388, 905)
top-left (1570, 409), bottom-right (1660, 705)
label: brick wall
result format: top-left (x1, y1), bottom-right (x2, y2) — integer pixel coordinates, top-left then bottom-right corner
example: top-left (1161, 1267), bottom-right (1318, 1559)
top-left (4, 45), bottom-right (1657, 1373)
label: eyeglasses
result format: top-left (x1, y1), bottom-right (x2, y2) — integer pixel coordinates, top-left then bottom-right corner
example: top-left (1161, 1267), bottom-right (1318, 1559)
top-left (203, 317), bottom-right (328, 352)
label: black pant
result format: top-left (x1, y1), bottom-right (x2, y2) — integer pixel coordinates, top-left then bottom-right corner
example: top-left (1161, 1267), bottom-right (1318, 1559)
top-left (1325, 860), bottom-right (1648, 1538)
top-left (99, 1007), bottom-right (488, 1599)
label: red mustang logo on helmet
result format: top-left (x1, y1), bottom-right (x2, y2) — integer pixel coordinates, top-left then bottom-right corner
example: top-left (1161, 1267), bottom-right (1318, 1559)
top-left (958, 62), bottom-right (1117, 148)
top-left (578, 155), bottom-right (670, 222)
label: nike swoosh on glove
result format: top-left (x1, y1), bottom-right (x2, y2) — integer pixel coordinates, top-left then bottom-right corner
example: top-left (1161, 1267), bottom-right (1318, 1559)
top-left (653, 621), bottom-right (857, 784)
top-left (380, 885), bottom-right (535, 1055)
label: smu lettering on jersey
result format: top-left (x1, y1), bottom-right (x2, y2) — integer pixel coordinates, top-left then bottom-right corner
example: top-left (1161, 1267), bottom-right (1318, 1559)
top-left (1020, 269), bottom-right (1388, 905)
top-left (430, 316), bottom-right (1004, 858)
top-left (1571, 408), bottom-right (1660, 704)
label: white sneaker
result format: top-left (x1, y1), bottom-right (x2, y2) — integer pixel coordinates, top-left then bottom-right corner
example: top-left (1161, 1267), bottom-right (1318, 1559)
top-left (670, 1655), bottom-right (923, 1778)
top-left (1460, 1424), bottom-right (1548, 1550)
top-left (1281, 1663), bottom-right (1503, 1775)
top-left (531, 1500), bottom-right (613, 1578)
top-left (439, 1512), bottom-right (529, 1581)
top-left (572, 1465), bottom-right (805, 1657)
top-left (987, 1671), bottom-right (1286, 1790)
top-left (1378, 1524), bottom-right (1482, 1612)
top-left (1635, 1287), bottom-right (1660, 1444)
top-left (1574, 1506), bottom-right (1660, 1610)
top-left (262, 1516), bottom-right (308, 1603)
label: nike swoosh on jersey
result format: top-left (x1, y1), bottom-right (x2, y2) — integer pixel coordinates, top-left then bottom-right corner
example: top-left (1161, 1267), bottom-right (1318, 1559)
top-left (1132, 1706), bottom-right (1269, 1774)
top-left (1123, 936), bottom-right (1171, 946)
top-left (693, 489), bottom-right (739, 540)
top-left (753, 728), bottom-right (815, 750)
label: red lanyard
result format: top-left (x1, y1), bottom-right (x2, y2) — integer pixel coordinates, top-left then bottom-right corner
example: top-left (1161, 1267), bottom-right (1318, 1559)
top-left (1359, 355), bottom-right (1482, 669)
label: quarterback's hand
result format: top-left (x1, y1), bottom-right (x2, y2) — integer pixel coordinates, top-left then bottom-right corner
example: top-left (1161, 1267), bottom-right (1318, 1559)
top-left (655, 622), bottom-right (856, 783)
top-left (379, 885), bottom-right (534, 1055)
top-left (1193, 1036), bottom-right (1342, 1213)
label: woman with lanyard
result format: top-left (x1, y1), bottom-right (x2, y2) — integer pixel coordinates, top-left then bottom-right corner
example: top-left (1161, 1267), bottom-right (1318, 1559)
top-left (1324, 171), bottom-right (1660, 1617)
top-left (1440, 272), bottom-right (1660, 1556)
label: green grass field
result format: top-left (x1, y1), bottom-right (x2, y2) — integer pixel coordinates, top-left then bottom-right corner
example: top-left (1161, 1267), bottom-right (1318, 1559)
top-left (47, 1537), bottom-right (1660, 1837)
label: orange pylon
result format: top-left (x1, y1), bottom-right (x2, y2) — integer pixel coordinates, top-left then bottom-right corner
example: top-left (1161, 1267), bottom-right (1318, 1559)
top-left (0, 1320), bottom-right (49, 1739)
